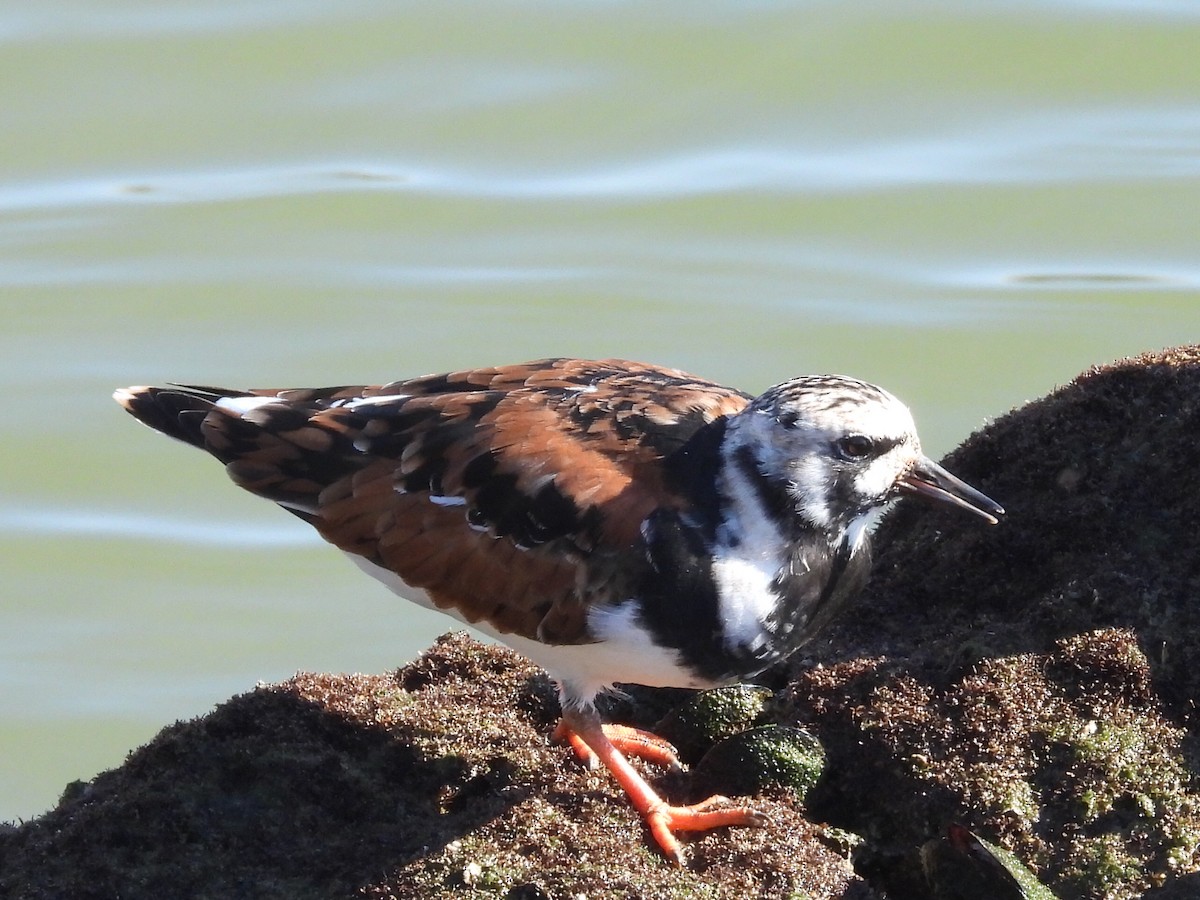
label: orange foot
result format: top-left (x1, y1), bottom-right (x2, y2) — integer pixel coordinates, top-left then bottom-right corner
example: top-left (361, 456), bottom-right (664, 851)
top-left (553, 720), bottom-right (683, 771)
top-left (555, 707), bottom-right (768, 865)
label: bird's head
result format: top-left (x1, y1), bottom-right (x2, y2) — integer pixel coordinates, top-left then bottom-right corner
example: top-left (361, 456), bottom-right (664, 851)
top-left (728, 375), bottom-right (1003, 543)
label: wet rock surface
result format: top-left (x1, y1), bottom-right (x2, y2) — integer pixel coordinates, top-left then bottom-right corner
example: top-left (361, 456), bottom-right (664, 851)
top-left (4, 346), bottom-right (1200, 898)
top-left (0, 636), bottom-right (868, 900)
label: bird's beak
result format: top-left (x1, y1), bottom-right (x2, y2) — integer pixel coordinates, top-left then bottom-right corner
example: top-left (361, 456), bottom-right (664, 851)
top-left (898, 457), bottom-right (1004, 525)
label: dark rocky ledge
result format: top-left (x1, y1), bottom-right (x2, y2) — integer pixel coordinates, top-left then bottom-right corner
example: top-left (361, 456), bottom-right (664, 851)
top-left (4, 347), bottom-right (1200, 899)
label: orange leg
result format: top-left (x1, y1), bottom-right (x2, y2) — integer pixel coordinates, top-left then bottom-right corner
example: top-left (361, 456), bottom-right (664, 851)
top-left (556, 706), bottom-right (767, 865)
top-left (553, 720), bottom-right (682, 771)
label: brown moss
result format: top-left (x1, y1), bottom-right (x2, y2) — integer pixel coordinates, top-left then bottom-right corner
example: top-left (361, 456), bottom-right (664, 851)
top-left (783, 346), bottom-right (1200, 898)
top-left (0, 634), bottom-right (867, 899)
top-left (826, 345), bottom-right (1200, 700)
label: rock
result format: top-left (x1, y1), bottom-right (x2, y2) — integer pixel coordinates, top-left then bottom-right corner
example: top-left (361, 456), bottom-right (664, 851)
top-left (692, 725), bottom-right (826, 801)
top-left (653, 684), bottom-right (774, 764)
top-left (0, 634), bottom-right (869, 899)
top-left (922, 823), bottom-right (1060, 899)
top-left (7, 347), bottom-right (1200, 898)
top-left (785, 347), bottom-right (1200, 898)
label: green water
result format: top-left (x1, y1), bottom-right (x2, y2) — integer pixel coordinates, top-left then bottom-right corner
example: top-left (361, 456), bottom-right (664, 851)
top-left (2, 2), bottom-right (1199, 823)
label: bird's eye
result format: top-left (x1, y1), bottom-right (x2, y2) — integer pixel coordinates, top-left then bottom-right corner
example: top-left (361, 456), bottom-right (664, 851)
top-left (777, 410), bottom-right (800, 429)
top-left (835, 434), bottom-right (874, 460)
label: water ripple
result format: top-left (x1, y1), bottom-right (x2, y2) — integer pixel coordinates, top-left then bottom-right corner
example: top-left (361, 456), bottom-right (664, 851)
top-left (1, 106), bottom-right (1197, 213)
top-left (0, 506), bottom-right (317, 548)
top-left (0, 2), bottom-right (362, 42)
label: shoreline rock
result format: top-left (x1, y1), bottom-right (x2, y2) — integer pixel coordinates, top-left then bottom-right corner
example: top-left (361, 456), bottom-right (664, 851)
top-left (5, 346), bottom-right (1200, 898)
top-left (0, 635), bottom-right (867, 899)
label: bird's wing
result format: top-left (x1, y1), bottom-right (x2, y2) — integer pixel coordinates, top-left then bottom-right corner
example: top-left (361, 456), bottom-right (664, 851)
top-left (116, 358), bottom-right (750, 643)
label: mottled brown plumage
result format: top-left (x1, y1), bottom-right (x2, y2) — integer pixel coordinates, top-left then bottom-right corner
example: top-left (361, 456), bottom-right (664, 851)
top-left (114, 356), bottom-right (1002, 865)
top-left (118, 359), bottom-right (749, 646)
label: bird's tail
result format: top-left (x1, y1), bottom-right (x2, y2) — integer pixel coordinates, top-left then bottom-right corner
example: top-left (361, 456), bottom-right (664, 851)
top-left (112, 384), bottom-right (253, 449)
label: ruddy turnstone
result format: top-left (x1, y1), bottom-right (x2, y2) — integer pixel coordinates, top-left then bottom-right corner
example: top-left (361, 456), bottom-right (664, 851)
top-left (114, 357), bottom-right (1002, 864)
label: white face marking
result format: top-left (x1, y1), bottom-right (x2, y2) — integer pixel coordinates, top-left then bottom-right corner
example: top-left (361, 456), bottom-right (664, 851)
top-left (705, 375), bottom-right (928, 657)
top-left (731, 375), bottom-right (923, 542)
top-left (428, 494), bottom-right (466, 507)
top-left (791, 455), bottom-right (832, 528)
top-left (852, 445), bottom-right (914, 503)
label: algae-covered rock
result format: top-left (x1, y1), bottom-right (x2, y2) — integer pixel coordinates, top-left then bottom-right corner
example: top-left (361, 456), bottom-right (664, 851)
top-left (654, 684), bottom-right (774, 764)
top-left (0, 634), bottom-right (871, 900)
top-left (692, 725), bottom-right (826, 801)
top-left (788, 347), bottom-right (1200, 899)
top-left (7, 347), bottom-right (1200, 898)
top-left (923, 823), bottom-right (1060, 900)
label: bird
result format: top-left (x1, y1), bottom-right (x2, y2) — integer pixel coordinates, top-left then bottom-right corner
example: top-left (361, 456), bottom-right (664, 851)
top-left (113, 357), bottom-right (1003, 864)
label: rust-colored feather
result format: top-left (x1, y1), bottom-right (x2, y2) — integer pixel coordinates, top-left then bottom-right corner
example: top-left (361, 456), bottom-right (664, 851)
top-left (116, 359), bottom-right (750, 646)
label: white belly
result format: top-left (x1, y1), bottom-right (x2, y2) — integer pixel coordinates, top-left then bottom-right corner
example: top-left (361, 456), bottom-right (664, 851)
top-left (344, 552), bottom-right (715, 707)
